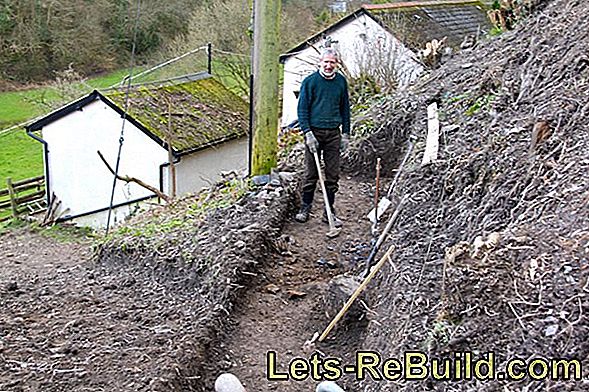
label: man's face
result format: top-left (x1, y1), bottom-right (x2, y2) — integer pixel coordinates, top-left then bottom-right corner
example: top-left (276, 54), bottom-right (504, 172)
top-left (319, 54), bottom-right (338, 77)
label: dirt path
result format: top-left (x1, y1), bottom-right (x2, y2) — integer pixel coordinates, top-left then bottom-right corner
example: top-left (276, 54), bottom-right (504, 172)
top-left (221, 177), bottom-right (376, 391)
top-left (0, 175), bottom-right (378, 391)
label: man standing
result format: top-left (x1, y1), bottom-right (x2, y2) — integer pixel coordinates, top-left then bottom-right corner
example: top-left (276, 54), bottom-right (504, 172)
top-left (295, 48), bottom-right (351, 226)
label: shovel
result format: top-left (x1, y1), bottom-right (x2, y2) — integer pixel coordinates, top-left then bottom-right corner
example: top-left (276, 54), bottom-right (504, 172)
top-left (313, 151), bottom-right (341, 238)
top-left (367, 140), bottom-right (414, 224)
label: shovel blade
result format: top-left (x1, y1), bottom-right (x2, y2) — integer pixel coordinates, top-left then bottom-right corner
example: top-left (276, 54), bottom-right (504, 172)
top-left (367, 197), bottom-right (392, 224)
top-left (326, 227), bottom-right (341, 238)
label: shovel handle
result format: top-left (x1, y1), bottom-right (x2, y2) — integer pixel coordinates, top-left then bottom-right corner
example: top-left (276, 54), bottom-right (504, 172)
top-left (385, 141), bottom-right (414, 199)
top-left (319, 245), bottom-right (395, 342)
top-left (363, 195), bottom-right (407, 277)
top-left (313, 151), bottom-right (337, 232)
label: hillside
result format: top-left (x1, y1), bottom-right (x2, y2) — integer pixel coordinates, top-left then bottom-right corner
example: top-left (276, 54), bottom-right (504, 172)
top-left (1, 0), bottom-right (587, 391)
top-left (351, 0), bottom-right (589, 389)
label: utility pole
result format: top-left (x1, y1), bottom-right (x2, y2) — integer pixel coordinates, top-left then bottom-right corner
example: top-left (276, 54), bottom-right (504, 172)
top-left (251, 0), bottom-right (281, 176)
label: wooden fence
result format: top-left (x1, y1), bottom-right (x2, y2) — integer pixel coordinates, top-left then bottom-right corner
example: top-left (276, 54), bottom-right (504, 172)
top-left (0, 176), bottom-right (47, 222)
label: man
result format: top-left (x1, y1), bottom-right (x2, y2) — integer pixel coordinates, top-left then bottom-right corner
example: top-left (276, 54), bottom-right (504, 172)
top-left (295, 48), bottom-right (351, 226)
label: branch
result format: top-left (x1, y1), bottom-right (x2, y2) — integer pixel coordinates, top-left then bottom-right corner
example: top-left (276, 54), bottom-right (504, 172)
top-left (97, 150), bottom-right (171, 203)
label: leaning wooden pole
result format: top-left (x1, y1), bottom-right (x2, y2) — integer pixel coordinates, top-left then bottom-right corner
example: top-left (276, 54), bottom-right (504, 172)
top-left (319, 245), bottom-right (395, 342)
top-left (251, 0), bottom-right (281, 175)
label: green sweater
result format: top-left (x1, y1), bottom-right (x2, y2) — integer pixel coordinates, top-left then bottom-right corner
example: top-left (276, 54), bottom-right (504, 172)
top-left (297, 71), bottom-right (350, 135)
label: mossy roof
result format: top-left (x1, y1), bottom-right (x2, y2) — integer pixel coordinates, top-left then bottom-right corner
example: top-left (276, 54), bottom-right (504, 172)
top-left (105, 75), bottom-right (248, 154)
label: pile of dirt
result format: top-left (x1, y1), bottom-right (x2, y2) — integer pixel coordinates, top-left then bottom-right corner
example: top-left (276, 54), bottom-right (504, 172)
top-left (95, 175), bottom-right (298, 390)
top-left (344, 0), bottom-right (588, 390)
top-left (0, 175), bottom-right (298, 391)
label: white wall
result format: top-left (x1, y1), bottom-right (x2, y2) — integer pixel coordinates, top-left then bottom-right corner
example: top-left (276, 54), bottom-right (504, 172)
top-left (168, 137), bottom-right (249, 195)
top-left (42, 99), bottom-right (168, 228)
top-left (71, 200), bottom-right (152, 229)
top-left (281, 13), bottom-right (424, 127)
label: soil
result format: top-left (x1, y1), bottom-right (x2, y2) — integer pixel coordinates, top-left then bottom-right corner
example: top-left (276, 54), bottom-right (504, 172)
top-left (0, 176), bottom-right (381, 391)
top-left (220, 176), bottom-right (376, 392)
top-left (3, 0), bottom-right (589, 391)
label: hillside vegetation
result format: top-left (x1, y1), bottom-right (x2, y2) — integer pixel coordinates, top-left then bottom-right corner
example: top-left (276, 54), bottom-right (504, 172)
top-left (0, 0), bottom-right (337, 87)
top-left (349, 0), bottom-right (589, 389)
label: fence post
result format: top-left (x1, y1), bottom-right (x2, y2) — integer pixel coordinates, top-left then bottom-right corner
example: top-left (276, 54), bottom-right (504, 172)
top-left (6, 177), bottom-right (18, 219)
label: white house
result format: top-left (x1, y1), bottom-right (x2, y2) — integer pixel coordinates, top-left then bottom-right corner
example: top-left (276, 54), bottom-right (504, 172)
top-left (279, 0), bottom-right (492, 127)
top-left (26, 73), bottom-right (249, 229)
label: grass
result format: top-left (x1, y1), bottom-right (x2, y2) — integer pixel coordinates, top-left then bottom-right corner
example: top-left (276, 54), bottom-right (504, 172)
top-left (85, 68), bottom-right (136, 89)
top-left (0, 129), bottom-right (44, 182)
top-left (0, 90), bottom-right (52, 130)
top-left (0, 217), bottom-right (95, 242)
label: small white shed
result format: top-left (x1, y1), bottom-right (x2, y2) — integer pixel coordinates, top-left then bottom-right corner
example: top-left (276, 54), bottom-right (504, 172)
top-left (279, 0), bottom-right (492, 127)
top-left (26, 73), bottom-right (249, 229)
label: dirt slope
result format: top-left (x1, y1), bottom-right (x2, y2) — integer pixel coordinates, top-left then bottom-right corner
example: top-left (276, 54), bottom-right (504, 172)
top-left (0, 172), bottom-right (381, 392)
top-left (2, 0), bottom-right (588, 391)
top-left (220, 176), bottom-right (376, 392)
top-left (346, 0), bottom-right (589, 390)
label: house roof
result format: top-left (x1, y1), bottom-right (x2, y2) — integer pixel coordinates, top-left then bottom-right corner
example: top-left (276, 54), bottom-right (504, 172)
top-left (279, 0), bottom-right (491, 62)
top-left (364, 1), bottom-right (491, 51)
top-left (27, 73), bottom-right (249, 155)
top-left (104, 75), bottom-right (248, 154)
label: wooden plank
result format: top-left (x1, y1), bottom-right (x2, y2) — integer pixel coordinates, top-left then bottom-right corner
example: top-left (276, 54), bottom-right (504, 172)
top-left (12, 180), bottom-right (44, 194)
top-left (11, 175), bottom-right (44, 187)
top-left (0, 191), bottom-right (45, 210)
top-left (14, 190), bottom-right (45, 205)
top-left (421, 102), bottom-right (440, 166)
top-left (0, 176), bottom-right (44, 197)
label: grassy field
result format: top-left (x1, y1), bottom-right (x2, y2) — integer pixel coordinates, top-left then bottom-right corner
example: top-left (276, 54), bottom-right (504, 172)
top-left (0, 130), bottom-right (44, 181)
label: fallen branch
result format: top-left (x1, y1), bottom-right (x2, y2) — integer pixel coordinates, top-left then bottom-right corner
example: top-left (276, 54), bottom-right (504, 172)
top-left (97, 150), bottom-right (171, 203)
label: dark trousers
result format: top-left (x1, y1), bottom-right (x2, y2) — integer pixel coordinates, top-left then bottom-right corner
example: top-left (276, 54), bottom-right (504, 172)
top-left (302, 127), bottom-right (341, 205)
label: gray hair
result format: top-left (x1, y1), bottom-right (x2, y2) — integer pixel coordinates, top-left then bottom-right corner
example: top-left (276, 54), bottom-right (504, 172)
top-left (320, 48), bottom-right (341, 62)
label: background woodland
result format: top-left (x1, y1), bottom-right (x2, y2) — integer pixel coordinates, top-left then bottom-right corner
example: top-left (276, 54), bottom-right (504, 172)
top-left (0, 0), bottom-right (364, 88)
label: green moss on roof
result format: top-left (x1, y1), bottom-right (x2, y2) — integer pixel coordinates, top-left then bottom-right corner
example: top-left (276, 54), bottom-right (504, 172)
top-left (105, 77), bottom-right (248, 153)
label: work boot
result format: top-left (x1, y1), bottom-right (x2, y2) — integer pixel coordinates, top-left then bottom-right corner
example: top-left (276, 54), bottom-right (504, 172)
top-left (295, 203), bottom-right (312, 222)
top-left (322, 206), bottom-right (343, 228)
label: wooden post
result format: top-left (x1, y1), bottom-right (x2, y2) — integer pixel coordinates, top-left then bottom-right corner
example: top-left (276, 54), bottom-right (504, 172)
top-left (421, 102), bottom-right (439, 166)
top-left (6, 178), bottom-right (18, 219)
top-left (167, 100), bottom-right (176, 198)
top-left (251, 0), bottom-right (281, 175)
top-left (207, 42), bottom-right (212, 75)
